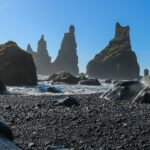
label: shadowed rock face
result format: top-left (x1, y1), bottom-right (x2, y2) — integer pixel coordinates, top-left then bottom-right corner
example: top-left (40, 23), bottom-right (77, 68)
top-left (27, 35), bottom-right (51, 75)
top-left (86, 23), bottom-right (140, 80)
top-left (53, 25), bottom-right (79, 76)
top-left (0, 41), bottom-right (37, 86)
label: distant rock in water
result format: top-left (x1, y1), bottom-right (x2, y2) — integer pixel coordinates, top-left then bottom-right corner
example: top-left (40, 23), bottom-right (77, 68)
top-left (79, 79), bottom-right (101, 86)
top-left (53, 25), bottom-right (79, 76)
top-left (27, 35), bottom-right (52, 75)
top-left (49, 71), bottom-right (79, 84)
top-left (87, 23), bottom-right (140, 80)
top-left (144, 69), bottom-right (149, 76)
top-left (0, 41), bottom-right (37, 86)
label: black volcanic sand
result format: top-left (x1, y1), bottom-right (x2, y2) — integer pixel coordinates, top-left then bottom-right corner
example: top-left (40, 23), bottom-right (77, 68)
top-left (0, 94), bottom-right (150, 149)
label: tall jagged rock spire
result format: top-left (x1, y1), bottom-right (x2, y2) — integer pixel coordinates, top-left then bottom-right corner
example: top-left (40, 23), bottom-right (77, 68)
top-left (26, 35), bottom-right (52, 75)
top-left (53, 25), bottom-right (79, 75)
top-left (34, 35), bottom-right (51, 74)
top-left (37, 35), bottom-right (49, 56)
top-left (86, 23), bottom-right (140, 80)
top-left (27, 44), bottom-right (33, 54)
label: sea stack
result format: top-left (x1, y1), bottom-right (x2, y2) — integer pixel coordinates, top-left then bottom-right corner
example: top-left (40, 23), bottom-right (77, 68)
top-left (27, 35), bottom-right (52, 75)
top-left (86, 23), bottom-right (140, 80)
top-left (27, 44), bottom-right (33, 54)
top-left (53, 25), bottom-right (79, 76)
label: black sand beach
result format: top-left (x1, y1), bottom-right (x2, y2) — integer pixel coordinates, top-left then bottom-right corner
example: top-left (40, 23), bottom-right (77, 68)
top-left (0, 94), bottom-right (150, 150)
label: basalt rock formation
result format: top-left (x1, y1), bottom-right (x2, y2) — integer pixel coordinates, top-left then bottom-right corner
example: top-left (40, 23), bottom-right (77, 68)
top-left (86, 23), bottom-right (140, 80)
top-left (0, 41), bottom-right (37, 86)
top-left (53, 25), bottom-right (79, 76)
top-left (27, 35), bottom-right (52, 75)
top-left (49, 71), bottom-right (80, 84)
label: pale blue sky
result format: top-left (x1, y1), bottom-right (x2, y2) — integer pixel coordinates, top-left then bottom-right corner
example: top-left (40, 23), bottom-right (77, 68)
top-left (0, 0), bottom-right (150, 74)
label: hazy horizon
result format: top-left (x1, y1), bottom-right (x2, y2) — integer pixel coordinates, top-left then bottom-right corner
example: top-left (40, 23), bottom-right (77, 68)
top-left (0, 0), bottom-right (150, 74)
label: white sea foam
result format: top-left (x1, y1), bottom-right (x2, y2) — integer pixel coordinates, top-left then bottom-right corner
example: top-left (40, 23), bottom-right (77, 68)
top-left (6, 75), bottom-right (114, 96)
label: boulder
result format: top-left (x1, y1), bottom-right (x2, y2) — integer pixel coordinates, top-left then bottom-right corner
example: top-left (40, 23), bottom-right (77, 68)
top-left (47, 87), bottom-right (62, 93)
top-left (0, 80), bottom-right (6, 94)
top-left (0, 41), bottom-right (37, 86)
top-left (86, 23), bottom-right (140, 80)
top-left (79, 79), bottom-right (101, 86)
top-left (0, 121), bottom-right (13, 141)
top-left (53, 96), bottom-right (79, 107)
top-left (137, 90), bottom-right (150, 104)
top-left (52, 25), bottom-right (79, 76)
top-left (49, 72), bottom-right (79, 84)
top-left (100, 81), bottom-right (143, 101)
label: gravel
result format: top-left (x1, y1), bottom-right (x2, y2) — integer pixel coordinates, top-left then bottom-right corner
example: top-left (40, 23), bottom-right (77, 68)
top-left (0, 94), bottom-right (150, 149)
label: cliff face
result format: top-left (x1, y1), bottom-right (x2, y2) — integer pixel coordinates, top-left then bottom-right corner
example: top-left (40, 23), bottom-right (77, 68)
top-left (53, 25), bottom-right (79, 76)
top-left (86, 23), bottom-right (140, 80)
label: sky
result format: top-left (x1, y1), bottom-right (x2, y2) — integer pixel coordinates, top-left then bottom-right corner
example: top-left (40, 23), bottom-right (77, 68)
top-left (0, 0), bottom-right (150, 74)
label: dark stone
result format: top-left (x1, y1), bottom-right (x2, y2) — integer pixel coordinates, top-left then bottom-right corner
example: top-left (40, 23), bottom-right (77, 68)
top-left (49, 72), bottom-right (79, 84)
top-left (27, 35), bottom-right (52, 75)
top-left (140, 92), bottom-right (150, 103)
top-left (0, 41), bottom-right (37, 86)
top-left (115, 80), bottom-right (139, 87)
top-left (53, 96), bottom-right (80, 107)
top-left (4, 105), bottom-right (12, 111)
top-left (79, 79), bottom-right (101, 86)
top-left (104, 79), bottom-right (112, 83)
top-left (0, 121), bottom-right (13, 141)
top-left (133, 88), bottom-right (150, 104)
top-left (0, 79), bottom-right (6, 94)
top-left (47, 87), bottom-right (62, 93)
top-left (101, 80), bottom-right (142, 101)
top-left (52, 25), bottom-right (79, 76)
top-left (86, 23), bottom-right (140, 80)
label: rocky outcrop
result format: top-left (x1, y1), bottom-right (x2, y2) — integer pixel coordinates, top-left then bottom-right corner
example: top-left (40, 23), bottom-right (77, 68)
top-left (27, 35), bottom-right (52, 75)
top-left (53, 25), bottom-right (79, 76)
top-left (49, 72), bottom-right (79, 84)
top-left (0, 41), bottom-right (37, 86)
top-left (87, 23), bottom-right (140, 80)
top-left (100, 80), bottom-right (143, 101)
